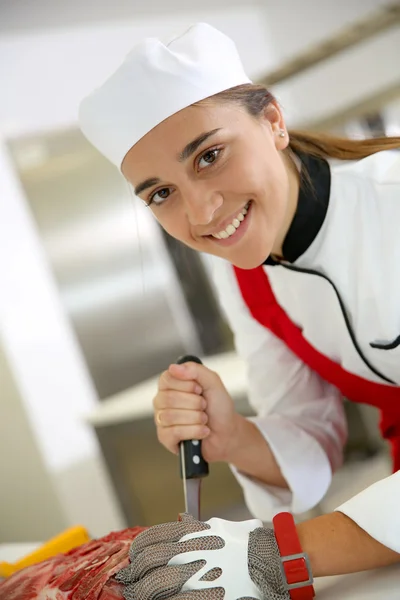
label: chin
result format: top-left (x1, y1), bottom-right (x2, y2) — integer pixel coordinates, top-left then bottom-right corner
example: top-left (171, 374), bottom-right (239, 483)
top-left (230, 256), bottom-right (266, 270)
top-left (230, 242), bottom-right (273, 270)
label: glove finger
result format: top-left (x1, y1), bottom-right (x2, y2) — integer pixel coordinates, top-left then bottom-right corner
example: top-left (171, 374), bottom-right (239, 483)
top-left (172, 589), bottom-right (225, 600)
top-left (129, 519), bottom-right (210, 558)
top-left (178, 513), bottom-right (200, 524)
top-left (123, 562), bottom-right (204, 600)
top-left (199, 568), bottom-right (222, 582)
top-left (119, 535), bottom-right (224, 582)
top-left (116, 563), bottom-right (134, 584)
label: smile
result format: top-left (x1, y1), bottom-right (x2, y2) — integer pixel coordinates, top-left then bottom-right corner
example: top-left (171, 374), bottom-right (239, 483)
top-left (211, 202), bottom-right (251, 239)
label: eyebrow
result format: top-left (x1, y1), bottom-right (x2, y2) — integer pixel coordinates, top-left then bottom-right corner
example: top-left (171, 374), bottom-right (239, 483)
top-left (178, 128), bottom-right (221, 162)
top-left (134, 177), bottom-right (161, 196)
top-left (133, 128), bottom-right (222, 196)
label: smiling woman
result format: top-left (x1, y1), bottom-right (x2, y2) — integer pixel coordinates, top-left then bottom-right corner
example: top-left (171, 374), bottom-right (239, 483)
top-left (79, 22), bottom-right (400, 600)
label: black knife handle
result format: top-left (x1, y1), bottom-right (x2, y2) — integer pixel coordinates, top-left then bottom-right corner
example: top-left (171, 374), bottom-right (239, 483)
top-left (177, 355), bottom-right (209, 480)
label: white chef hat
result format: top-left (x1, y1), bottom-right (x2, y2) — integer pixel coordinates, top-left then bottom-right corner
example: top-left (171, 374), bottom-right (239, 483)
top-left (78, 23), bottom-right (252, 169)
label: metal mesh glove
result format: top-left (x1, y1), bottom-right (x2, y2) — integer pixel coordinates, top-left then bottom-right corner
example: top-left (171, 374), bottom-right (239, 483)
top-left (116, 514), bottom-right (290, 600)
top-left (116, 514), bottom-right (225, 600)
top-left (248, 528), bottom-right (290, 600)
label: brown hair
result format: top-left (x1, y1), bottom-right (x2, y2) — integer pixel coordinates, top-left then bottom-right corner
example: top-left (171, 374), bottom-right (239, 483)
top-left (208, 84), bottom-right (400, 160)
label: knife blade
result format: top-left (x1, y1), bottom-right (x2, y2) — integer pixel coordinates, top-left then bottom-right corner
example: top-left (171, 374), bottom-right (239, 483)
top-left (177, 355), bottom-right (209, 520)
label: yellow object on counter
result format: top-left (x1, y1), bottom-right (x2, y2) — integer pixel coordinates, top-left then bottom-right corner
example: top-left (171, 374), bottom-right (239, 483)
top-left (0, 525), bottom-right (90, 578)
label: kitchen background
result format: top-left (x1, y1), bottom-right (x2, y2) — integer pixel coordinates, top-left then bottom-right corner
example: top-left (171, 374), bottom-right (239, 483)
top-left (0, 0), bottom-right (399, 541)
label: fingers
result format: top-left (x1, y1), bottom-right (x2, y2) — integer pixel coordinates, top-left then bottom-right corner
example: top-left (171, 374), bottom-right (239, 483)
top-left (173, 589), bottom-right (225, 600)
top-left (117, 515), bottom-right (227, 600)
top-left (154, 362), bottom-right (227, 457)
top-left (159, 369), bottom-right (203, 395)
top-left (124, 536), bottom-right (223, 581)
top-left (128, 519), bottom-right (209, 557)
top-left (154, 391), bottom-right (206, 413)
top-left (154, 390), bottom-right (209, 454)
top-left (157, 424), bottom-right (210, 454)
top-left (156, 407), bottom-right (208, 428)
top-left (124, 562), bottom-right (204, 600)
top-left (121, 566), bottom-right (224, 600)
top-left (167, 363), bottom-right (222, 394)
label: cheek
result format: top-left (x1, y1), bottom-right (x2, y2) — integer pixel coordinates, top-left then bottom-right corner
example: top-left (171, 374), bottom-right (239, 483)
top-left (228, 141), bottom-right (279, 183)
top-left (232, 154), bottom-right (286, 205)
top-left (152, 208), bottom-right (191, 244)
top-left (264, 163), bottom-right (289, 205)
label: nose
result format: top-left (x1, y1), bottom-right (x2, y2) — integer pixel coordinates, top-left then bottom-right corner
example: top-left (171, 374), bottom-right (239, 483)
top-left (183, 186), bottom-right (223, 226)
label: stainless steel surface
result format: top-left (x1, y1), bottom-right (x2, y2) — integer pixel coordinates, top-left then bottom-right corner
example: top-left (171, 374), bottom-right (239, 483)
top-left (8, 129), bottom-right (202, 398)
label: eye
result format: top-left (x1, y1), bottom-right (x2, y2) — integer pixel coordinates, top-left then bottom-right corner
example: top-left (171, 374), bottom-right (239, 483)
top-left (197, 148), bottom-right (222, 170)
top-left (147, 187), bottom-right (171, 206)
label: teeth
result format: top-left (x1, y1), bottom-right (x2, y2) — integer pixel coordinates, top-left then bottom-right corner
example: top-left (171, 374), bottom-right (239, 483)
top-left (211, 202), bottom-right (250, 239)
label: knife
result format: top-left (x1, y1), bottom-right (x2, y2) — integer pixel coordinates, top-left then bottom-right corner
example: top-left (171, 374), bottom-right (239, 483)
top-left (177, 355), bottom-right (209, 521)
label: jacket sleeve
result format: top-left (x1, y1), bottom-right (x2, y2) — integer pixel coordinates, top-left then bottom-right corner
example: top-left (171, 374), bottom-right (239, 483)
top-left (335, 470), bottom-right (400, 553)
top-left (208, 257), bottom-right (347, 521)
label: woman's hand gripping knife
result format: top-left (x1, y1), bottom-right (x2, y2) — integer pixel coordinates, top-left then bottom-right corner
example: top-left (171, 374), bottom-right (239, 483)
top-left (153, 360), bottom-right (239, 464)
top-left (116, 513), bottom-right (294, 600)
top-left (152, 360), bottom-right (288, 487)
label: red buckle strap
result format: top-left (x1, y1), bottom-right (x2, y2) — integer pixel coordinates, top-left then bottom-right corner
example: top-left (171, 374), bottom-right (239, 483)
top-left (273, 512), bottom-right (315, 599)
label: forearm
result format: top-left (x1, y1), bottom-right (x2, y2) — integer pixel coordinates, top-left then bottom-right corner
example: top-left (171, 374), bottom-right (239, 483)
top-left (227, 419), bottom-right (400, 575)
top-left (225, 414), bottom-right (289, 488)
top-left (297, 511), bottom-right (400, 577)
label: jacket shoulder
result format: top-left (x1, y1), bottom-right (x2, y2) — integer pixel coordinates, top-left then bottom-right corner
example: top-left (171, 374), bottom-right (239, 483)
top-left (330, 149), bottom-right (400, 184)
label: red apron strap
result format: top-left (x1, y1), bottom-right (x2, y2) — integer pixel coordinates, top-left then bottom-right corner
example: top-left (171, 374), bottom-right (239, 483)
top-left (233, 265), bottom-right (400, 471)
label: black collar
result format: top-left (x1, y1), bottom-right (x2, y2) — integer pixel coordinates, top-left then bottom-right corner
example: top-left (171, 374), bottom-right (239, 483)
top-left (264, 152), bottom-right (331, 265)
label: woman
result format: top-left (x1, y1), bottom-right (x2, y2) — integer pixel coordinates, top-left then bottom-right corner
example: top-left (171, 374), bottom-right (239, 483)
top-left (79, 23), bottom-right (400, 600)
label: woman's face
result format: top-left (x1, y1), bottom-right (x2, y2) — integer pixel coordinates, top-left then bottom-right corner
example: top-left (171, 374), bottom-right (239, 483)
top-left (122, 100), bottom-right (292, 269)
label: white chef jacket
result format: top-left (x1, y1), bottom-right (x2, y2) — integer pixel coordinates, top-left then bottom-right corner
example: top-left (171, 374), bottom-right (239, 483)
top-left (208, 149), bottom-right (400, 553)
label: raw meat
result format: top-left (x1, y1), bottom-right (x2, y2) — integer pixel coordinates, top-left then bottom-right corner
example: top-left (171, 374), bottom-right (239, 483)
top-left (0, 526), bottom-right (145, 600)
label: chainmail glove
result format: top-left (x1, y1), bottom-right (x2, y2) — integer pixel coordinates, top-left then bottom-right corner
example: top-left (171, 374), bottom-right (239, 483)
top-left (116, 514), bottom-right (290, 600)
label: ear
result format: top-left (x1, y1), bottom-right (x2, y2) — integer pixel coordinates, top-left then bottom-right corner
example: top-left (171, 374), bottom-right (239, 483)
top-left (261, 101), bottom-right (289, 150)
